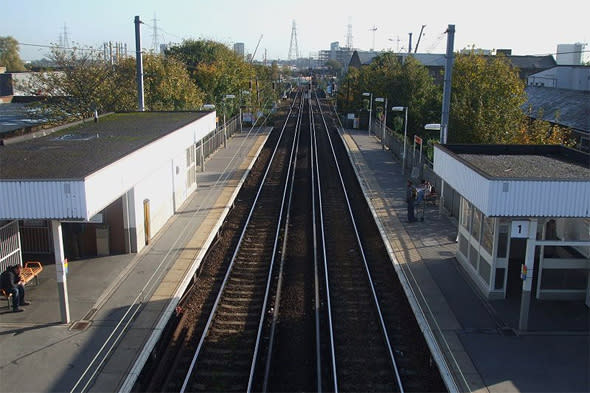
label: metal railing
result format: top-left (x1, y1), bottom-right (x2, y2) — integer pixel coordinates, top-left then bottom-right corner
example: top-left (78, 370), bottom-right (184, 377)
top-left (0, 220), bottom-right (22, 272)
top-left (195, 115), bottom-right (240, 169)
top-left (371, 119), bottom-right (460, 218)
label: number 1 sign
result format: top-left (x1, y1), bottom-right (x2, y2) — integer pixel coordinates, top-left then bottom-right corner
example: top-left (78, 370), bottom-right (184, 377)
top-left (511, 220), bottom-right (530, 238)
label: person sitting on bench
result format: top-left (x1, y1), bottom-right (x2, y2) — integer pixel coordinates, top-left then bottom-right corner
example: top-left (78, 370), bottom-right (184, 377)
top-left (1, 265), bottom-right (31, 312)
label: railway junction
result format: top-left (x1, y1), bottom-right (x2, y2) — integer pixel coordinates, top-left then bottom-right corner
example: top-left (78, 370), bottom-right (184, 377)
top-left (0, 93), bottom-right (588, 393)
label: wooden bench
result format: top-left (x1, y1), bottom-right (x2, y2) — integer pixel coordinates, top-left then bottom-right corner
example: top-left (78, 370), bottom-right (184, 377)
top-left (1, 262), bottom-right (43, 309)
top-left (21, 261), bottom-right (43, 286)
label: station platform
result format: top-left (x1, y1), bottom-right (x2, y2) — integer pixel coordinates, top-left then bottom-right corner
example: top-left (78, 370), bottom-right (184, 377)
top-left (340, 128), bottom-right (589, 393)
top-left (0, 126), bottom-right (270, 393)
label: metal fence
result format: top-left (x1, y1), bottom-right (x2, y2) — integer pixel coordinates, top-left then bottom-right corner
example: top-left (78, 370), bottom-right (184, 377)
top-left (370, 119), bottom-right (461, 218)
top-left (196, 115), bottom-right (240, 170)
top-left (0, 220), bottom-right (22, 272)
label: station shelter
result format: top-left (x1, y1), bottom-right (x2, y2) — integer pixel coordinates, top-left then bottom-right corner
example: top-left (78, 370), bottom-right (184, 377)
top-left (434, 144), bottom-right (590, 330)
top-left (0, 111), bottom-right (216, 322)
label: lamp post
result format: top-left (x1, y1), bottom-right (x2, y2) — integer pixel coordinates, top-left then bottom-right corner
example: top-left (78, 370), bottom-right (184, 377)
top-left (362, 92), bottom-right (373, 134)
top-left (223, 94), bottom-right (235, 148)
top-left (375, 97), bottom-right (387, 149)
top-left (392, 106), bottom-right (408, 174)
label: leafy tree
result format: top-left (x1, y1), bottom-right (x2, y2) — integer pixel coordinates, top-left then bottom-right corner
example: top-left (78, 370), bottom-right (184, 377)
top-left (325, 59), bottom-right (343, 76)
top-left (22, 46), bottom-right (114, 123)
top-left (23, 45), bottom-right (204, 124)
top-left (449, 52), bottom-right (526, 143)
top-left (0, 36), bottom-right (26, 71)
top-left (338, 52), bottom-right (439, 134)
top-left (113, 54), bottom-right (204, 111)
top-left (166, 40), bottom-right (253, 108)
top-left (512, 108), bottom-right (575, 146)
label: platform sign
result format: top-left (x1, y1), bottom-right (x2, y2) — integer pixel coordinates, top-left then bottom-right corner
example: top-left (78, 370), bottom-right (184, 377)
top-left (511, 220), bottom-right (529, 238)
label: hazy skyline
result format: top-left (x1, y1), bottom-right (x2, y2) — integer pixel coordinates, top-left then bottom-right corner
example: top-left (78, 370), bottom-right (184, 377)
top-left (3, 0), bottom-right (588, 62)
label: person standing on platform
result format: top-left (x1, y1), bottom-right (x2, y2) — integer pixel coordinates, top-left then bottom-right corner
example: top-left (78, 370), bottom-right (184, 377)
top-left (1, 265), bottom-right (30, 312)
top-left (406, 180), bottom-right (417, 222)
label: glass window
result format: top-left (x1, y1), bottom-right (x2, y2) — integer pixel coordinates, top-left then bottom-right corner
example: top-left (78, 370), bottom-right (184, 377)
top-left (479, 255), bottom-right (491, 284)
top-left (471, 209), bottom-right (482, 241)
top-left (459, 234), bottom-right (468, 258)
top-left (461, 199), bottom-right (471, 230)
top-left (540, 269), bottom-right (588, 290)
top-left (481, 215), bottom-right (494, 255)
top-left (469, 244), bottom-right (478, 269)
top-left (497, 222), bottom-right (509, 258)
top-left (494, 268), bottom-right (505, 290)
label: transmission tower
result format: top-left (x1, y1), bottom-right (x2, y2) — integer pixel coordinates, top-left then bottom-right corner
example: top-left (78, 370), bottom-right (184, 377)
top-left (60, 23), bottom-right (70, 49)
top-left (344, 18), bottom-right (353, 50)
top-left (151, 13), bottom-right (159, 53)
top-left (288, 20), bottom-right (299, 61)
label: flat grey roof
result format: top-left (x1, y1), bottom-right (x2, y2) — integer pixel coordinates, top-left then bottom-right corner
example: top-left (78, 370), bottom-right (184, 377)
top-left (439, 144), bottom-right (590, 180)
top-left (0, 112), bottom-right (207, 180)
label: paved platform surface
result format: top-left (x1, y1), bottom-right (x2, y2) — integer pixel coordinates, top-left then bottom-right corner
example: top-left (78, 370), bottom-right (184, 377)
top-left (0, 126), bottom-right (270, 393)
top-left (341, 128), bottom-right (589, 393)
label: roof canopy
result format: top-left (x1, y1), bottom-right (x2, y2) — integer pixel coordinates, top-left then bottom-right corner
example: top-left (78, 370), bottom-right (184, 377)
top-left (434, 144), bottom-right (590, 217)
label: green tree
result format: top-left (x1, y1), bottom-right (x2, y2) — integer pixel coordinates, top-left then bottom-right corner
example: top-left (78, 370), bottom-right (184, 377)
top-left (113, 54), bottom-right (204, 111)
top-left (0, 36), bottom-right (26, 71)
top-left (449, 53), bottom-right (526, 143)
top-left (338, 52), bottom-right (439, 133)
top-left (23, 46), bottom-right (114, 123)
top-left (325, 59), bottom-right (343, 76)
top-left (23, 45), bottom-right (204, 124)
top-left (166, 40), bottom-right (253, 108)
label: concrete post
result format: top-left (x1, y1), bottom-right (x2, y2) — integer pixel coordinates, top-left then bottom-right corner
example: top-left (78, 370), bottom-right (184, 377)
top-left (134, 16), bottom-right (145, 112)
top-left (51, 220), bottom-right (70, 323)
top-left (440, 25), bottom-right (455, 144)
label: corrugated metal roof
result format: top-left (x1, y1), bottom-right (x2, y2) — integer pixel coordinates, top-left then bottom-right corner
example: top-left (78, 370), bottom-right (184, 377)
top-left (525, 86), bottom-right (590, 133)
top-left (0, 112), bottom-right (207, 180)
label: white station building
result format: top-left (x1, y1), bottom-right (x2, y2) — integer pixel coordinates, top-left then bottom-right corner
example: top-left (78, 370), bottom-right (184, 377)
top-left (434, 144), bottom-right (590, 329)
top-left (0, 112), bottom-right (216, 320)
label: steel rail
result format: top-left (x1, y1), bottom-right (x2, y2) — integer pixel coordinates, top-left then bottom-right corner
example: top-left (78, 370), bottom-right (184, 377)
top-left (260, 95), bottom-right (305, 392)
top-left (179, 92), bottom-right (300, 393)
top-left (310, 92), bottom-right (339, 392)
top-left (314, 94), bottom-right (405, 392)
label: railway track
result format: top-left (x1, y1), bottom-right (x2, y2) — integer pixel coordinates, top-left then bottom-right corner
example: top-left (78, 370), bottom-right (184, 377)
top-left (136, 89), bottom-right (446, 393)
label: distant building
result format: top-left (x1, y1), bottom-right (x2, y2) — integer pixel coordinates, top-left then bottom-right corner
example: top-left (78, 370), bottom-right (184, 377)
top-left (556, 43), bottom-right (585, 65)
top-left (233, 42), bottom-right (245, 59)
top-left (525, 65), bottom-right (590, 151)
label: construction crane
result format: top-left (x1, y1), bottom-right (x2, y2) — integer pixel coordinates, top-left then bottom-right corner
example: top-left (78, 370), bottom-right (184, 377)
top-left (414, 25), bottom-right (426, 53)
top-left (251, 34), bottom-right (263, 63)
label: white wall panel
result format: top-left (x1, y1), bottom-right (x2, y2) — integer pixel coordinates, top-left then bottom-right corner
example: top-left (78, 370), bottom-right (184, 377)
top-left (434, 148), bottom-right (491, 214)
top-left (0, 180), bottom-right (86, 219)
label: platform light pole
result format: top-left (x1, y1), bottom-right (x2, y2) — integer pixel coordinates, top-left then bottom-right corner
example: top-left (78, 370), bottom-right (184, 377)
top-left (392, 106), bottom-right (408, 174)
top-left (362, 92), bottom-right (373, 134)
top-left (375, 97), bottom-right (387, 149)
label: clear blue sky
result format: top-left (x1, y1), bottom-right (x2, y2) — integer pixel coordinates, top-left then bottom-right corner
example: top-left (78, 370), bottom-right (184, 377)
top-left (3, 0), bottom-right (588, 62)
